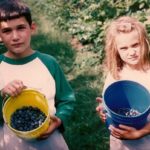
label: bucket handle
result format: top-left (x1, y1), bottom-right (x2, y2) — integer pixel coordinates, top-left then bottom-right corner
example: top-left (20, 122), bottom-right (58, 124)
top-left (148, 107), bottom-right (150, 114)
top-left (1, 94), bottom-right (10, 107)
top-left (0, 93), bottom-right (10, 125)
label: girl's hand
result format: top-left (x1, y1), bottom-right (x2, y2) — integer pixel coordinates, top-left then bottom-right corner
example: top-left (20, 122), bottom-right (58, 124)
top-left (38, 116), bottom-right (62, 139)
top-left (109, 124), bottom-right (142, 140)
top-left (1, 80), bottom-right (26, 97)
top-left (96, 97), bottom-right (107, 122)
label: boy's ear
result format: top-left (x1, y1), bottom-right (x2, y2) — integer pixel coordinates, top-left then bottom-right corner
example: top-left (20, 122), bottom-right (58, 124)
top-left (31, 22), bottom-right (37, 35)
top-left (0, 37), bottom-right (2, 43)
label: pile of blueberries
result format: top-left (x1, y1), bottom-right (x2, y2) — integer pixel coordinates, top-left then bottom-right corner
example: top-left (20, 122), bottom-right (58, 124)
top-left (115, 108), bottom-right (141, 117)
top-left (10, 106), bottom-right (46, 131)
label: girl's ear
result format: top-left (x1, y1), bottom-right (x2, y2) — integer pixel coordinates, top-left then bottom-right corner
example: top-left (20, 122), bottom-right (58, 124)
top-left (30, 22), bottom-right (37, 35)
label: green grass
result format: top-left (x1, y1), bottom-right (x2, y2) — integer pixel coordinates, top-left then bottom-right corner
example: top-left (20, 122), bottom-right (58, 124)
top-left (64, 74), bottom-right (109, 150)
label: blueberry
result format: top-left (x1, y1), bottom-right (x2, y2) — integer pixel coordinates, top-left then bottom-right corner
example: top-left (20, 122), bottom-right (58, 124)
top-left (10, 106), bottom-right (47, 131)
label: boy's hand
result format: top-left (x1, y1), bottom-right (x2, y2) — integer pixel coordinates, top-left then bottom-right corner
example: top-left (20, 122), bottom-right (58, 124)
top-left (96, 97), bottom-right (107, 122)
top-left (1, 80), bottom-right (26, 97)
top-left (38, 115), bottom-right (62, 139)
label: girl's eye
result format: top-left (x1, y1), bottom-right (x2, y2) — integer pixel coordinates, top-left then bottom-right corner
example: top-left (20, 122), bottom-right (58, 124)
top-left (132, 43), bottom-right (139, 48)
top-left (120, 47), bottom-right (127, 51)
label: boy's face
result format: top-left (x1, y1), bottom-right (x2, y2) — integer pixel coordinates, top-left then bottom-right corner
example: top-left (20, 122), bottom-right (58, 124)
top-left (0, 16), bottom-right (36, 58)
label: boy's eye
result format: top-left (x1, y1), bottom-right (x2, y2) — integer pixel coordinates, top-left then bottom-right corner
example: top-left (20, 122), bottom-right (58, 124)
top-left (2, 29), bottom-right (11, 33)
top-left (17, 25), bottom-right (26, 30)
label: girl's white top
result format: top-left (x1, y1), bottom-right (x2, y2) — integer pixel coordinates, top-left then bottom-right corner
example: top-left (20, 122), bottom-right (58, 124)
top-left (103, 66), bottom-right (150, 150)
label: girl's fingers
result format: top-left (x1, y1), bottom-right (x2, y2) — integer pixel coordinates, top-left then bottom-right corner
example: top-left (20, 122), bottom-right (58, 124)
top-left (109, 125), bottom-right (127, 137)
top-left (96, 97), bottom-right (103, 103)
top-left (109, 125), bottom-right (122, 138)
top-left (96, 105), bottom-right (106, 122)
top-left (96, 105), bottom-right (101, 111)
top-left (96, 97), bottom-right (107, 122)
top-left (118, 124), bottom-right (135, 131)
top-left (111, 132), bottom-right (122, 139)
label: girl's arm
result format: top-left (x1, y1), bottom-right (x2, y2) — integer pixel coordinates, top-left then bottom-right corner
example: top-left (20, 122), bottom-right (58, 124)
top-left (96, 97), bottom-right (106, 122)
top-left (96, 73), bottom-right (116, 123)
top-left (109, 122), bottom-right (150, 140)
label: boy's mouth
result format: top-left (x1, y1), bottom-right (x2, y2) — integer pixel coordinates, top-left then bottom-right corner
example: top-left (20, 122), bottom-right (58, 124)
top-left (12, 43), bottom-right (23, 47)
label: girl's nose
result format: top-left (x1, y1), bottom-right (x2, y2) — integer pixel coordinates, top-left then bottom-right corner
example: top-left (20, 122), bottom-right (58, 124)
top-left (129, 48), bottom-right (136, 55)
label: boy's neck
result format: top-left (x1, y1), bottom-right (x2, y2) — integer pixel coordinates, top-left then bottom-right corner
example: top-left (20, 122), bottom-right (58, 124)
top-left (4, 49), bottom-right (35, 59)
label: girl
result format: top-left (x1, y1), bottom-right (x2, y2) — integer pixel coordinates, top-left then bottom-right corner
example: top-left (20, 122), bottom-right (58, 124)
top-left (96, 16), bottom-right (150, 150)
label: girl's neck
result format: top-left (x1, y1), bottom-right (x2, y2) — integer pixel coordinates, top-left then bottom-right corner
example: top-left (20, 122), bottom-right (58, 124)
top-left (124, 64), bottom-right (140, 71)
top-left (124, 63), bottom-right (150, 72)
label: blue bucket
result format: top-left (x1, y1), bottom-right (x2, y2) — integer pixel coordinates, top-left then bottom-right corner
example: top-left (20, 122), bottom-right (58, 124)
top-left (103, 80), bottom-right (150, 129)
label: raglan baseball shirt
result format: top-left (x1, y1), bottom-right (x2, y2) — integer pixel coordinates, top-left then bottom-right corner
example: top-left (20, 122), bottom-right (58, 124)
top-left (0, 51), bottom-right (75, 129)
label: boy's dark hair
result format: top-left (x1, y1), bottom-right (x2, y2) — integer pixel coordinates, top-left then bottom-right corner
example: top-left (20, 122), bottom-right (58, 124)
top-left (0, 0), bottom-right (32, 26)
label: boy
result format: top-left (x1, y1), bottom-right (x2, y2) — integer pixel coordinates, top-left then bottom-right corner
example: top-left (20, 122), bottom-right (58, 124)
top-left (0, 0), bottom-right (75, 150)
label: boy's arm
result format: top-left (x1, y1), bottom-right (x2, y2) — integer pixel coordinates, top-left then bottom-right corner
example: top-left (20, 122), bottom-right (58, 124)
top-left (54, 63), bottom-right (75, 131)
top-left (38, 53), bottom-right (76, 131)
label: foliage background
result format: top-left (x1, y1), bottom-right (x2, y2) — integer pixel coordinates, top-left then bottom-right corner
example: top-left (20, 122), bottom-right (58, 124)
top-left (1, 0), bottom-right (150, 149)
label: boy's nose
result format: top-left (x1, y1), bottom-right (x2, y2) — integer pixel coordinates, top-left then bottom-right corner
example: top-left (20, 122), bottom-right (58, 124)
top-left (12, 31), bottom-right (19, 41)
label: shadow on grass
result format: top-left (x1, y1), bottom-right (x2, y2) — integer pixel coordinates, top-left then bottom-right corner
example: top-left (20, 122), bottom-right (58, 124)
top-left (31, 33), bottom-right (76, 73)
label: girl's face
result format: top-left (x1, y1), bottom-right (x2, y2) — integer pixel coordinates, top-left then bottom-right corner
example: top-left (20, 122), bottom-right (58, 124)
top-left (115, 31), bottom-right (141, 69)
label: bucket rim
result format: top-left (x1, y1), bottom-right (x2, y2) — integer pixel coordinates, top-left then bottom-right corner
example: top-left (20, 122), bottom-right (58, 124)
top-left (2, 88), bottom-right (51, 136)
top-left (103, 80), bottom-right (150, 118)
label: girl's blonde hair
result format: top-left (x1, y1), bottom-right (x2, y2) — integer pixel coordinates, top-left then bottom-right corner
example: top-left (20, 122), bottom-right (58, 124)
top-left (104, 16), bottom-right (150, 79)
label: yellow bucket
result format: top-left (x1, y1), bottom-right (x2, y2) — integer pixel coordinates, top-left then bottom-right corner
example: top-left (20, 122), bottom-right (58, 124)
top-left (2, 89), bottom-right (50, 139)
